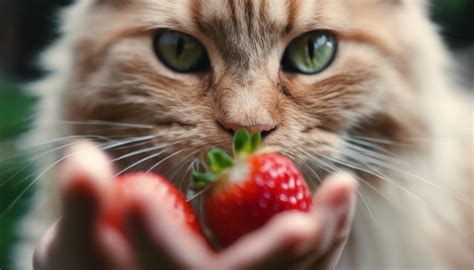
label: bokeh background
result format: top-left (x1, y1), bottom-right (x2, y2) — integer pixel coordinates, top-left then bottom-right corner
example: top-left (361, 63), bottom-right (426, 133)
top-left (0, 0), bottom-right (473, 269)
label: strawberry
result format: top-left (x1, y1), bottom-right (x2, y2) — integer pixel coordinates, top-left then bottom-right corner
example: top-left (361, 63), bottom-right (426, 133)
top-left (192, 130), bottom-right (312, 247)
top-left (104, 172), bottom-right (204, 237)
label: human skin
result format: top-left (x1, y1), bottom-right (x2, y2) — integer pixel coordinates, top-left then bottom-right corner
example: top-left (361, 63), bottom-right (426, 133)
top-left (33, 142), bottom-right (357, 270)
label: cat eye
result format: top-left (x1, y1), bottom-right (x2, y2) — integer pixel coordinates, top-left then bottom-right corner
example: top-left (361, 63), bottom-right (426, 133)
top-left (282, 31), bottom-right (337, 74)
top-left (153, 30), bottom-right (210, 73)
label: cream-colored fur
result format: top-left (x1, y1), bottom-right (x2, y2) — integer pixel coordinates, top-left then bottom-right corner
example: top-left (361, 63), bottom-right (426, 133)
top-left (14, 0), bottom-right (473, 269)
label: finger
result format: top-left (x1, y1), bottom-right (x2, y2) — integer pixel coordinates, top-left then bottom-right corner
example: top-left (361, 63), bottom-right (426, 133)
top-left (98, 226), bottom-right (138, 270)
top-left (304, 172), bottom-right (358, 269)
top-left (124, 191), bottom-right (213, 270)
top-left (212, 211), bottom-right (329, 270)
top-left (42, 141), bottom-right (115, 270)
top-left (313, 172), bottom-right (357, 235)
top-left (59, 140), bottom-right (113, 199)
top-left (58, 141), bottom-right (113, 242)
top-left (34, 220), bottom-right (60, 270)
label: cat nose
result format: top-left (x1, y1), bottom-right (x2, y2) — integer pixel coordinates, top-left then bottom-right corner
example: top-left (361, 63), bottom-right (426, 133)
top-left (220, 122), bottom-right (277, 139)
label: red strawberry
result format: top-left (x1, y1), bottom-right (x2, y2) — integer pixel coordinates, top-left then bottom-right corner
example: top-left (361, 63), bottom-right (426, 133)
top-left (104, 172), bottom-right (204, 237)
top-left (192, 130), bottom-right (312, 247)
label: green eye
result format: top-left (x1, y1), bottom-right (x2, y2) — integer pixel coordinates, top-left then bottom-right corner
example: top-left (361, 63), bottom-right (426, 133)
top-left (153, 30), bottom-right (210, 73)
top-left (282, 31), bottom-right (337, 74)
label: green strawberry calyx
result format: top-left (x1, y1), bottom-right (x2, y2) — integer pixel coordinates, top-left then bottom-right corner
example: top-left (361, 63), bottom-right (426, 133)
top-left (191, 130), bottom-right (262, 190)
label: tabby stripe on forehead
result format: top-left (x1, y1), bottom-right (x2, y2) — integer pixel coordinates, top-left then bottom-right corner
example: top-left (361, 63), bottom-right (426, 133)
top-left (191, 0), bottom-right (204, 33)
top-left (285, 0), bottom-right (299, 34)
top-left (228, 0), bottom-right (239, 31)
top-left (245, 0), bottom-right (254, 35)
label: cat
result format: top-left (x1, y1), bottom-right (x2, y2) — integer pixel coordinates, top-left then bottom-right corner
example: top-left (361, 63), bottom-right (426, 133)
top-left (13, 0), bottom-right (473, 269)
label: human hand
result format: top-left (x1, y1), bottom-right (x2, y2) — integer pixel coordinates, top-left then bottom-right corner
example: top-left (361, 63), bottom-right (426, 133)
top-left (34, 142), bottom-right (357, 270)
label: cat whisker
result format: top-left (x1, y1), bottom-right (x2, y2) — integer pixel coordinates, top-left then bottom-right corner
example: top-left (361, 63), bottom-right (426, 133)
top-left (315, 158), bottom-right (380, 230)
top-left (302, 163), bottom-right (322, 191)
top-left (319, 152), bottom-right (429, 205)
top-left (112, 133), bottom-right (197, 176)
top-left (145, 149), bottom-right (187, 174)
top-left (0, 140), bottom-right (85, 188)
top-left (162, 148), bottom-right (201, 184)
top-left (350, 133), bottom-right (473, 145)
top-left (186, 183), bottom-right (212, 203)
top-left (318, 149), bottom-right (467, 236)
top-left (341, 142), bottom-right (474, 208)
top-left (161, 155), bottom-right (195, 188)
top-left (0, 134), bottom-right (165, 216)
top-left (59, 120), bottom-right (155, 129)
top-left (341, 148), bottom-right (403, 172)
top-left (310, 157), bottom-right (401, 214)
top-left (348, 135), bottom-right (408, 146)
top-left (183, 158), bottom-right (213, 203)
top-left (179, 159), bottom-right (199, 191)
top-left (343, 136), bottom-right (399, 156)
top-left (115, 150), bottom-right (168, 176)
top-left (103, 138), bottom-right (160, 153)
top-left (0, 144), bottom-right (106, 219)
top-left (296, 147), bottom-right (380, 230)
top-left (100, 134), bottom-right (160, 149)
top-left (342, 140), bottom-right (404, 166)
top-left (345, 157), bottom-right (470, 239)
top-left (0, 135), bottom-right (113, 164)
top-left (111, 143), bottom-right (168, 163)
top-left (1, 134), bottom-right (154, 189)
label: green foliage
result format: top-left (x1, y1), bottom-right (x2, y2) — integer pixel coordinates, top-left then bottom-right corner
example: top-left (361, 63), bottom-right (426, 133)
top-left (0, 157), bottom-right (35, 269)
top-left (0, 78), bottom-right (37, 268)
top-left (432, 0), bottom-right (474, 47)
top-left (0, 81), bottom-right (37, 140)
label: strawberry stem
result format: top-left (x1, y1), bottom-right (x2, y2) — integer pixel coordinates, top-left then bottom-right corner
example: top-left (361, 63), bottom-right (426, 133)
top-left (233, 130), bottom-right (249, 159)
top-left (249, 132), bottom-right (262, 154)
top-left (191, 130), bottom-right (262, 191)
top-left (191, 172), bottom-right (218, 189)
top-left (207, 149), bottom-right (234, 173)
top-left (233, 130), bottom-right (262, 159)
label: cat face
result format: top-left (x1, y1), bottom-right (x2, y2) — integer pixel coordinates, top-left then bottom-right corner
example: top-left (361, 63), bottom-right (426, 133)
top-left (62, 0), bottom-right (428, 184)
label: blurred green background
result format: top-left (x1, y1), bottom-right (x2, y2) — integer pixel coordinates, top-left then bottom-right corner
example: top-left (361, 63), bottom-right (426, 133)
top-left (0, 0), bottom-right (473, 269)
